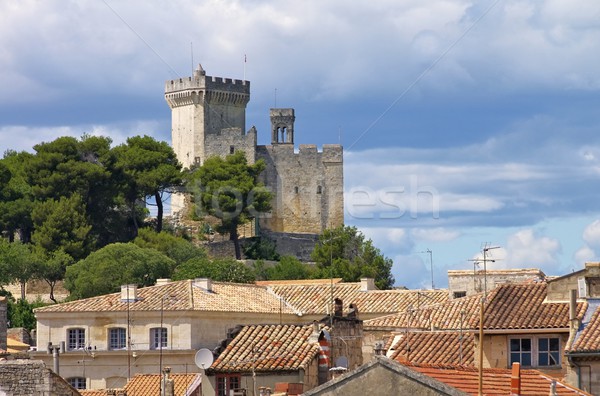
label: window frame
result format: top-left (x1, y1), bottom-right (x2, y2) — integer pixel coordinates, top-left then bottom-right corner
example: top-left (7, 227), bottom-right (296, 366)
top-left (508, 335), bottom-right (561, 368)
top-left (67, 328), bottom-right (86, 351)
top-left (108, 327), bottom-right (127, 350)
top-left (150, 327), bottom-right (168, 350)
top-left (68, 377), bottom-right (87, 390)
top-left (216, 373), bottom-right (242, 396)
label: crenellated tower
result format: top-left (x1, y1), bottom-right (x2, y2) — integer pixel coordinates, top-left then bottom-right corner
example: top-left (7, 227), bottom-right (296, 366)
top-left (165, 66), bottom-right (343, 242)
top-left (165, 64), bottom-right (254, 168)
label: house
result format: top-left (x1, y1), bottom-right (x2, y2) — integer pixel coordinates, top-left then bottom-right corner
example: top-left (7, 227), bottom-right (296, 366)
top-left (79, 371), bottom-right (201, 396)
top-left (447, 268), bottom-right (546, 298)
top-left (403, 361), bottom-right (592, 396)
top-left (551, 262), bottom-right (600, 393)
top-left (32, 277), bottom-right (445, 390)
top-left (0, 359), bottom-right (82, 395)
top-left (364, 281), bottom-right (588, 379)
top-left (32, 279), bottom-right (305, 390)
top-left (302, 356), bottom-right (468, 396)
top-left (206, 323), bottom-right (323, 395)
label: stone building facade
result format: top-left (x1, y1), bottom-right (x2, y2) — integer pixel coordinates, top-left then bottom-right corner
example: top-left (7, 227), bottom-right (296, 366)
top-left (0, 297), bottom-right (6, 353)
top-left (165, 65), bottom-right (344, 235)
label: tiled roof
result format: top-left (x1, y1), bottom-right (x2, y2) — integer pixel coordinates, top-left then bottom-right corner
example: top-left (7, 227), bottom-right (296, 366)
top-left (35, 280), bottom-right (300, 315)
top-left (263, 280), bottom-right (448, 316)
top-left (365, 282), bottom-right (587, 331)
top-left (364, 292), bottom-right (481, 330)
top-left (124, 373), bottom-right (201, 396)
top-left (79, 390), bottom-right (113, 396)
top-left (210, 324), bottom-right (321, 373)
top-left (566, 301), bottom-right (600, 353)
top-left (388, 332), bottom-right (475, 366)
top-left (405, 363), bottom-right (592, 396)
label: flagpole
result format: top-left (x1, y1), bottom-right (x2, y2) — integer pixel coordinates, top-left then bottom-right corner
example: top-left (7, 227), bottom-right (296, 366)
top-left (243, 54), bottom-right (246, 81)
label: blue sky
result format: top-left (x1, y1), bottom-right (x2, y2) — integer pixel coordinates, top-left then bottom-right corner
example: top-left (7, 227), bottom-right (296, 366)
top-left (1, 0), bottom-right (600, 288)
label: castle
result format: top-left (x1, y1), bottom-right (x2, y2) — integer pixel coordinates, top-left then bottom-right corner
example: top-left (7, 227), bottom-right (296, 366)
top-left (164, 64), bottom-right (344, 239)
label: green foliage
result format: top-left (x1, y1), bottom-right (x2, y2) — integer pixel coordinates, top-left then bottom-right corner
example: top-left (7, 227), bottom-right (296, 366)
top-left (113, 135), bottom-right (182, 234)
top-left (0, 151), bottom-right (35, 242)
top-left (64, 243), bottom-right (174, 299)
top-left (187, 152), bottom-right (272, 259)
top-left (311, 225), bottom-right (395, 289)
top-left (133, 228), bottom-right (206, 267)
top-left (173, 257), bottom-right (255, 283)
top-left (31, 194), bottom-right (92, 260)
top-left (6, 298), bottom-right (47, 330)
top-left (243, 236), bottom-right (280, 260)
top-left (267, 255), bottom-right (315, 280)
top-left (0, 240), bottom-right (41, 300)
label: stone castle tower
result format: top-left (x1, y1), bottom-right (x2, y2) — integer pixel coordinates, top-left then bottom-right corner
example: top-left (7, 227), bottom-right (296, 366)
top-left (165, 64), bottom-right (343, 235)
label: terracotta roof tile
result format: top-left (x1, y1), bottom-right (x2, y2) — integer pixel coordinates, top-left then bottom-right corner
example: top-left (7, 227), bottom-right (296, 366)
top-left (34, 280), bottom-right (299, 315)
top-left (124, 373), bottom-right (200, 396)
top-left (211, 324), bottom-right (321, 372)
top-left (566, 302), bottom-right (600, 353)
top-left (404, 363), bottom-right (591, 396)
top-left (365, 282), bottom-right (587, 332)
top-left (264, 281), bottom-right (448, 316)
top-left (388, 332), bottom-right (475, 366)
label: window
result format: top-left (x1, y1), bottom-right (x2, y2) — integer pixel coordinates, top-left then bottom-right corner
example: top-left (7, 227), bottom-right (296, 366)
top-left (317, 185), bottom-right (322, 194)
top-left (229, 145), bottom-right (235, 154)
top-left (453, 291), bottom-right (467, 299)
top-left (509, 336), bottom-right (560, 367)
top-left (538, 337), bottom-right (560, 366)
top-left (109, 327), bottom-right (127, 350)
top-left (150, 327), bottom-right (167, 350)
top-left (216, 374), bottom-right (241, 396)
top-left (67, 328), bottom-right (86, 350)
top-left (68, 377), bottom-right (86, 390)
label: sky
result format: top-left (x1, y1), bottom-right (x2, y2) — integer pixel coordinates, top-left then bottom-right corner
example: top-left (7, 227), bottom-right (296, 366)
top-left (2, 0), bottom-right (600, 289)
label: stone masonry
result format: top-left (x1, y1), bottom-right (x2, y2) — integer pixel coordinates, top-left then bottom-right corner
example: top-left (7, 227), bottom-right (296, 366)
top-left (0, 297), bottom-right (6, 352)
top-left (0, 360), bottom-right (80, 396)
top-left (165, 64), bottom-right (344, 237)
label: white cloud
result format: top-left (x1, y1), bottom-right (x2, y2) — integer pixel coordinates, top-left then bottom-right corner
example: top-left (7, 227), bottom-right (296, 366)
top-left (410, 228), bottom-right (461, 243)
top-left (505, 229), bottom-right (561, 268)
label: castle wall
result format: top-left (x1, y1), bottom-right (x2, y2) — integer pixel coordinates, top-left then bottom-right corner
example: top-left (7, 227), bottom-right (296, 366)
top-left (257, 144), bottom-right (343, 234)
top-left (204, 127), bottom-right (257, 165)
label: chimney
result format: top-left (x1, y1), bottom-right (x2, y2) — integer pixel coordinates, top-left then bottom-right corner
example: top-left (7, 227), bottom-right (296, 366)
top-left (549, 380), bottom-right (557, 396)
top-left (569, 289), bottom-right (577, 321)
top-left (162, 367), bottom-right (174, 396)
top-left (156, 278), bottom-right (171, 286)
top-left (121, 284), bottom-right (137, 302)
top-left (510, 362), bottom-right (521, 396)
top-left (334, 298), bottom-right (343, 317)
top-left (194, 278), bottom-right (212, 292)
top-left (360, 278), bottom-right (376, 291)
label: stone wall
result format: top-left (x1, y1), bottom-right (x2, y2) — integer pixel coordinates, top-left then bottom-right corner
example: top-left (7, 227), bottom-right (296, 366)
top-left (447, 268), bottom-right (545, 298)
top-left (0, 360), bottom-right (80, 396)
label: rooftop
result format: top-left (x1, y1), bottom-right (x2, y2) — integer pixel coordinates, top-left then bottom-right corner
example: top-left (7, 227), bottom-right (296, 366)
top-left (388, 332), bottom-right (475, 366)
top-left (210, 324), bottom-right (322, 373)
top-left (365, 282), bottom-right (587, 331)
top-left (405, 363), bottom-right (591, 396)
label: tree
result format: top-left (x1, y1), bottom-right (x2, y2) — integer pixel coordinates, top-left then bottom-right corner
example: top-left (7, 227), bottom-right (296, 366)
top-left (188, 152), bottom-right (272, 259)
top-left (0, 151), bottom-right (35, 242)
top-left (267, 256), bottom-right (315, 280)
top-left (6, 297), bottom-right (46, 330)
top-left (64, 243), bottom-right (174, 299)
top-left (133, 228), bottom-right (206, 267)
top-left (173, 257), bottom-right (255, 283)
top-left (0, 240), bottom-right (40, 300)
top-left (311, 225), bottom-right (395, 289)
top-left (113, 135), bottom-right (182, 234)
top-left (38, 250), bottom-right (75, 303)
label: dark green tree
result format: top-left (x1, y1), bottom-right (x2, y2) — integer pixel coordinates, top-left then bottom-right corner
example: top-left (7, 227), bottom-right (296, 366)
top-left (173, 257), bottom-right (255, 283)
top-left (266, 255), bottom-right (315, 280)
top-left (64, 243), bottom-right (174, 299)
top-left (38, 250), bottom-right (75, 303)
top-left (0, 151), bottom-right (35, 242)
top-left (311, 225), bottom-right (395, 289)
top-left (0, 240), bottom-right (40, 300)
top-left (188, 151), bottom-right (272, 259)
top-left (6, 297), bottom-right (46, 330)
top-left (133, 228), bottom-right (207, 268)
top-left (113, 135), bottom-right (182, 235)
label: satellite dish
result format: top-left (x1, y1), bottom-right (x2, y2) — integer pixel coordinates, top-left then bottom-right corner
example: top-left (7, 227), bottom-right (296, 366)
top-left (335, 356), bottom-right (348, 369)
top-left (194, 348), bottom-right (214, 369)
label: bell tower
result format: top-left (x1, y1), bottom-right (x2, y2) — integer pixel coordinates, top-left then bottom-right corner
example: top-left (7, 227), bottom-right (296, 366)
top-left (270, 108), bottom-right (295, 144)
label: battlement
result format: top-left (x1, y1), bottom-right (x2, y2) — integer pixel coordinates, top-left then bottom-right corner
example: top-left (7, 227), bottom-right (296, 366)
top-left (322, 144), bottom-right (343, 162)
top-left (165, 64), bottom-right (249, 95)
